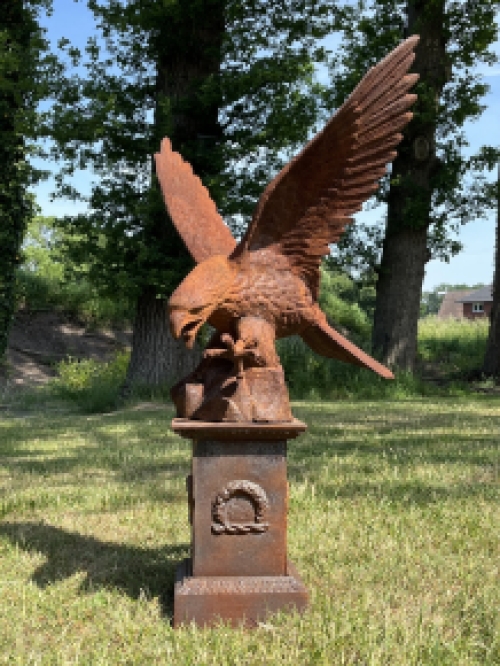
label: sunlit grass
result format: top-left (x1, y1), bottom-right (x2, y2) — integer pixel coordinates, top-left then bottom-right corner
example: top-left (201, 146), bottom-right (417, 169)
top-left (418, 316), bottom-right (489, 376)
top-left (1, 398), bottom-right (500, 664)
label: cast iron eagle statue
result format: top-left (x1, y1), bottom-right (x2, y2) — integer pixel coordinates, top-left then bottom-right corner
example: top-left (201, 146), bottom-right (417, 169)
top-left (155, 36), bottom-right (419, 421)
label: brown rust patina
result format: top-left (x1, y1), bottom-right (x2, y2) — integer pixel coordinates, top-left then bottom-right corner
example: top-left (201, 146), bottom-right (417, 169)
top-left (156, 36), bottom-right (420, 422)
top-left (162, 36), bottom-right (420, 630)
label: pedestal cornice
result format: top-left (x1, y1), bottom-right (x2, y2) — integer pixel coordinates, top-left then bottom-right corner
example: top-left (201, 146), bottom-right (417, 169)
top-left (171, 418), bottom-right (307, 441)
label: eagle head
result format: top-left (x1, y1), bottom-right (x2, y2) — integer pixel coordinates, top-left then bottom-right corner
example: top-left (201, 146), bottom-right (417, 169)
top-left (168, 255), bottom-right (234, 349)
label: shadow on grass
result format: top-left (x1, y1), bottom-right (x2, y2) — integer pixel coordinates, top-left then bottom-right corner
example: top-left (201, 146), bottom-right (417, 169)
top-left (0, 404), bottom-right (173, 448)
top-left (318, 476), bottom-right (500, 505)
top-left (0, 408), bottom-right (187, 485)
top-left (0, 521), bottom-right (188, 621)
top-left (287, 431), bottom-right (500, 507)
top-left (285, 401), bottom-right (500, 506)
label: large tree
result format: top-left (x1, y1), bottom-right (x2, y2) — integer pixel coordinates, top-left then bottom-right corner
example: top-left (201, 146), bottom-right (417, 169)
top-left (482, 162), bottom-right (500, 377)
top-left (0, 0), bottom-right (52, 359)
top-left (329, 0), bottom-right (499, 371)
top-left (49, 0), bottom-right (348, 389)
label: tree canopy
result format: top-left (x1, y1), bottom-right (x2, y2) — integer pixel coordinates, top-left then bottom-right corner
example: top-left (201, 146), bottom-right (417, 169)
top-left (48, 0), bottom-right (349, 302)
top-left (38, 0), bottom-right (500, 384)
top-left (328, 0), bottom-right (500, 268)
top-left (323, 0), bottom-right (499, 370)
top-left (0, 0), bottom-right (55, 358)
top-left (45, 0), bottom-right (358, 386)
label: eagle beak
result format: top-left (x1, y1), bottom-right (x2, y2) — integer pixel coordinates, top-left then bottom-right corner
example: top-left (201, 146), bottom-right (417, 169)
top-left (169, 309), bottom-right (204, 349)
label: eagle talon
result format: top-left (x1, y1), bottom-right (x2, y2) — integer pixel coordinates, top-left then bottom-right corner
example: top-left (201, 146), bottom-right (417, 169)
top-left (203, 334), bottom-right (262, 378)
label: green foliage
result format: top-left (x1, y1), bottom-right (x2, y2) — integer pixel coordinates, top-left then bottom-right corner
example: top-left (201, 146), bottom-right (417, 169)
top-left (278, 315), bottom-right (490, 399)
top-left (319, 267), bottom-right (372, 339)
top-left (328, 218), bottom-right (385, 284)
top-left (0, 2), bottom-right (52, 359)
top-left (52, 350), bottom-right (129, 412)
top-left (17, 271), bottom-right (134, 326)
top-left (16, 216), bottom-right (134, 326)
top-left (418, 315), bottom-right (489, 377)
top-left (328, 0), bottom-right (500, 270)
top-left (48, 1), bottom-right (351, 302)
top-left (20, 216), bottom-right (64, 278)
top-left (278, 335), bottom-right (459, 400)
top-left (16, 215), bottom-right (64, 311)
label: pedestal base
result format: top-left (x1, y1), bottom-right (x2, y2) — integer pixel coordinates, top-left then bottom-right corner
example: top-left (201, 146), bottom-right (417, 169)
top-left (172, 419), bottom-right (308, 628)
top-left (174, 558), bottom-right (309, 628)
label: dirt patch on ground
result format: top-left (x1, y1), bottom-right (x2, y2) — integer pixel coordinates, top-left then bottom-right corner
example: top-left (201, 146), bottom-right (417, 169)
top-left (1, 310), bottom-right (132, 390)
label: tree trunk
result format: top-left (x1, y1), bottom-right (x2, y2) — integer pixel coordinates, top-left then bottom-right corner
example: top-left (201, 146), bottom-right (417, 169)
top-left (124, 1), bottom-right (224, 389)
top-left (482, 163), bottom-right (500, 377)
top-left (372, 226), bottom-right (428, 370)
top-left (125, 286), bottom-right (201, 389)
top-left (372, 0), bottom-right (447, 371)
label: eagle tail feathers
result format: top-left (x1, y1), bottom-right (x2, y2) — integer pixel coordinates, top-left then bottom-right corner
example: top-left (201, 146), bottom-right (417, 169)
top-left (300, 314), bottom-right (394, 380)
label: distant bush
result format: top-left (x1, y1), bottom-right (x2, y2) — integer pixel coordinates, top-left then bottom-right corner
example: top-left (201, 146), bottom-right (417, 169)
top-left (278, 316), bottom-right (490, 400)
top-left (16, 216), bottom-right (133, 327)
top-left (319, 268), bottom-right (372, 340)
top-left (50, 317), bottom-right (482, 411)
top-left (16, 271), bottom-right (134, 326)
top-left (278, 336), bottom-right (461, 400)
top-left (52, 351), bottom-right (130, 413)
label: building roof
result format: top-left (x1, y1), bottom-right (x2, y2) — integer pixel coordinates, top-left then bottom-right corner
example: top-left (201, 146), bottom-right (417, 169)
top-left (437, 290), bottom-right (473, 318)
top-left (456, 285), bottom-right (493, 303)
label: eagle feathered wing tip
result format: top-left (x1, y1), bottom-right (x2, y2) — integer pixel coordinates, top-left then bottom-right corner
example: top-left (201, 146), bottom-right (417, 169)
top-left (154, 138), bottom-right (236, 264)
top-left (301, 314), bottom-right (394, 379)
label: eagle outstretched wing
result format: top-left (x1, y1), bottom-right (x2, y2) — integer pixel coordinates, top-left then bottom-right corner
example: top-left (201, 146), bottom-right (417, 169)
top-left (154, 138), bottom-right (236, 263)
top-left (231, 35), bottom-right (420, 299)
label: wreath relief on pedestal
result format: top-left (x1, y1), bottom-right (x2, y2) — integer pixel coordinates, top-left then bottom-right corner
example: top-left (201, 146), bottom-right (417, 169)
top-left (212, 480), bottom-right (270, 535)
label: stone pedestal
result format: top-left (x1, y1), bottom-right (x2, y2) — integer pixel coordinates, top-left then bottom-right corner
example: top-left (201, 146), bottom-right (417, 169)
top-left (172, 419), bottom-right (308, 628)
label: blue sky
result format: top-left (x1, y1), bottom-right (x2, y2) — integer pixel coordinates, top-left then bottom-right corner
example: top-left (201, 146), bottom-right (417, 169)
top-left (33, 1), bottom-right (500, 292)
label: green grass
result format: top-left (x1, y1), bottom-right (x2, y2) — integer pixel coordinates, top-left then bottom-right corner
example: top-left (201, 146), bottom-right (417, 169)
top-left (1, 397), bottom-right (500, 664)
top-left (418, 317), bottom-right (489, 377)
top-left (278, 317), bottom-right (491, 400)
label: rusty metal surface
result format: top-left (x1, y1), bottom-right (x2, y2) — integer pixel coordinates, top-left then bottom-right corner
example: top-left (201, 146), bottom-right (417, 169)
top-left (154, 138), bottom-right (236, 264)
top-left (164, 35), bottom-right (421, 630)
top-left (156, 37), bottom-right (420, 422)
top-left (192, 438), bottom-right (287, 577)
top-left (171, 418), bottom-right (306, 441)
top-left (174, 558), bottom-right (309, 628)
top-left (172, 423), bottom-right (309, 627)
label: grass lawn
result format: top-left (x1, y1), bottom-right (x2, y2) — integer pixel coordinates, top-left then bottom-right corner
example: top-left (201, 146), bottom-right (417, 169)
top-left (1, 397), bottom-right (499, 665)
